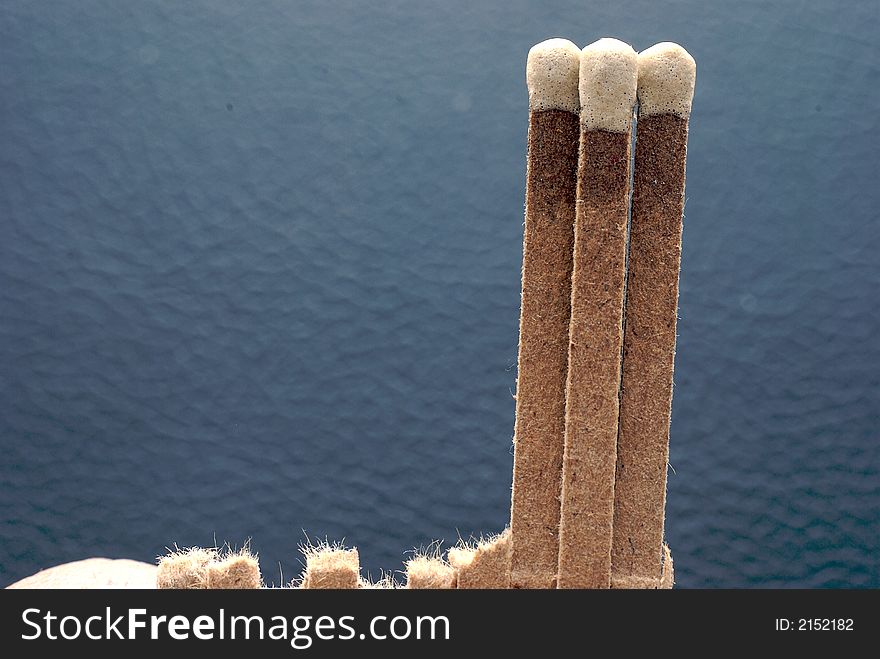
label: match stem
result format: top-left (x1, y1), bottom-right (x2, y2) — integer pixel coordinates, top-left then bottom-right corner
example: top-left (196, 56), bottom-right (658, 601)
top-left (611, 42), bottom-right (696, 587)
top-left (510, 38), bottom-right (580, 589)
top-left (557, 38), bottom-right (637, 589)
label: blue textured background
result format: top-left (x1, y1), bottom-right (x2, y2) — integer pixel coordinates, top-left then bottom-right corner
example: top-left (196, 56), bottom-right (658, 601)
top-left (1, 0), bottom-right (878, 587)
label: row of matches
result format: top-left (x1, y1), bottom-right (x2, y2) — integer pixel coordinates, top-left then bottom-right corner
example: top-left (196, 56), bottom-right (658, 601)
top-left (510, 37), bottom-right (696, 588)
top-left (154, 37), bottom-right (696, 590)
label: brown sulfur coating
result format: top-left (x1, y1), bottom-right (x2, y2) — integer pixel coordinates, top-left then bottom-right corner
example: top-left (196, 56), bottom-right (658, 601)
top-left (509, 109), bottom-right (579, 589)
top-left (612, 113), bottom-right (689, 585)
top-left (557, 129), bottom-right (631, 589)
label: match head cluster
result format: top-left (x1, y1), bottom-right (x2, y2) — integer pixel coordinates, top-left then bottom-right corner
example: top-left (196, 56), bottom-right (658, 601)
top-left (526, 37), bottom-right (696, 126)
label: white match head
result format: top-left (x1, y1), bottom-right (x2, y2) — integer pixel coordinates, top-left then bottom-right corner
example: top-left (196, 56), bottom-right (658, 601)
top-left (637, 42), bottom-right (696, 118)
top-left (526, 38), bottom-right (581, 113)
top-left (579, 38), bottom-right (638, 132)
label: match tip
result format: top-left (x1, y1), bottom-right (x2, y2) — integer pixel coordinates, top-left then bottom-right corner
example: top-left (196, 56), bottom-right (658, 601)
top-left (637, 42), bottom-right (696, 118)
top-left (579, 38), bottom-right (638, 132)
top-left (526, 38), bottom-right (581, 113)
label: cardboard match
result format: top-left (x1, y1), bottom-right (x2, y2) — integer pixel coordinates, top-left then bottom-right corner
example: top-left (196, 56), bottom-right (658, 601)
top-left (509, 38), bottom-right (581, 589)
top-left (557, 38), bottom-right (638, 589)
top-left (611, 42), bottom-right (696, 588)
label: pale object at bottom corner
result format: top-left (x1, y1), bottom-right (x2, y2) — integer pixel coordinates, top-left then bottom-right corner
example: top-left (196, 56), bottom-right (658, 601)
top-left (6, 558), bottom-right (157, 589)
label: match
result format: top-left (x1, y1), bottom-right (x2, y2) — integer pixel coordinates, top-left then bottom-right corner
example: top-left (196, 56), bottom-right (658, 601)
top-left (557, 38), bottom-right (638, 589)
top-left (611, 42), bottom-right (696, 588)
top-left (509, 38), bottom-right (581, 589)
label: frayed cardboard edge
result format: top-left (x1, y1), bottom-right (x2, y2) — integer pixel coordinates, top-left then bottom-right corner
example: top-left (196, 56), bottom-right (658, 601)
top-left (404, 554), bottom-right (456, 589)
top-left (157, 544), bottom-right (261, 589)
top-left (448, 528), bottom-right (511, 589)
top-left (297, 539), bottom-right (360, 589)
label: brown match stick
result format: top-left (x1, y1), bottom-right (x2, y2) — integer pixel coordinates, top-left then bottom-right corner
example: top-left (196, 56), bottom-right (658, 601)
top-left (557, 39), bottom-right (638, 589)
top-left (509, 38), bottom-right (580, 589)
top-left (611, 42), bottom-right (696, 588)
